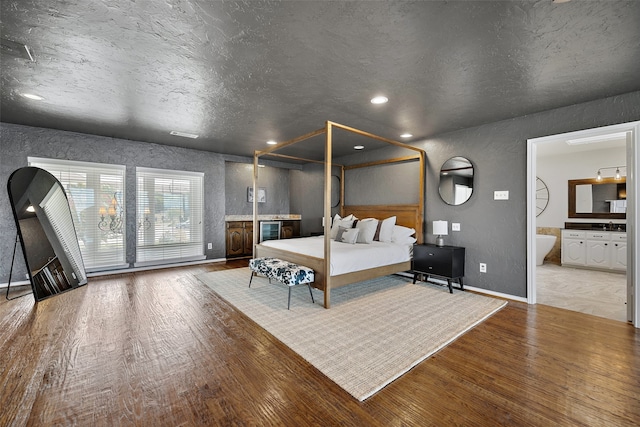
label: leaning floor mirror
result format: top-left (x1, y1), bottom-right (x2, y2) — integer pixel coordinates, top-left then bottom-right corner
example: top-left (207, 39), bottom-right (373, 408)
top-left (7, 166), bottom-right (87, 301)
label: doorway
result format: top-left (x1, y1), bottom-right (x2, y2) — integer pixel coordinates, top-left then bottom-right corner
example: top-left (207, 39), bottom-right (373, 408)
top-left (527, 121), bottom-right (640, 327)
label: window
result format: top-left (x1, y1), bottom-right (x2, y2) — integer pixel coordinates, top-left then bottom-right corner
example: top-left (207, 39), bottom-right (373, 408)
top-left (28, 157), bottom-right (127, 271)
top-left (136, 167), bottom-right (204, 265)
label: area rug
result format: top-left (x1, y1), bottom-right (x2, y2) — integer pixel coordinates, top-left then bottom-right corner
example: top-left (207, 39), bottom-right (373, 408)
top-left (196, 268), bottom-right (507, 401)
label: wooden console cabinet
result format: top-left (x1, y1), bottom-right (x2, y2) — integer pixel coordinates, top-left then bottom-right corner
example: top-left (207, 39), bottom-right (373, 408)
top-left (225, 220), bottom-right (301, 258)
top-left (226, 221), bottom-right (253, 258)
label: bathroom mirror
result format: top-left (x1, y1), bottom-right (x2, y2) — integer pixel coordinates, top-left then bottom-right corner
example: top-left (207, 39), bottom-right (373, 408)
top-left (7, 167), bottom-right (87, 301)
top-left (438, 156), bottom-right (474, 205)
top-left (568, 177), bottom-right (626, 219)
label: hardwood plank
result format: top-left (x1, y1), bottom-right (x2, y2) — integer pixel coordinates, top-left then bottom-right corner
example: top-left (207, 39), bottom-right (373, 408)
top-left (1, 261), bottom-right (638, 426)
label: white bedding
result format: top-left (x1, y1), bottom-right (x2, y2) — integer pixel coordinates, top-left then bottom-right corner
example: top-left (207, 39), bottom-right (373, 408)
top-left (259, 236), bottom-right (412, 276)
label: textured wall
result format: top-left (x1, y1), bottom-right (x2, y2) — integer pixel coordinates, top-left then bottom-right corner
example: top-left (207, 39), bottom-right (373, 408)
top-left (418, 91), bottom-right (639, 298)
top-left (344, 162), bottom-right (420, 206)
top-left (0, 123), bottom-right (228, 283)
top-left (289, 164), bottom-right (342, 236)
top-left (225, 162), bottom-right (291, 215)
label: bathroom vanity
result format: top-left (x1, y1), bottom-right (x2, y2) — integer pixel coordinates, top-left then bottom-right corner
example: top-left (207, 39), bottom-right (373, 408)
top-left (561, 228), bottom-right (627, 272)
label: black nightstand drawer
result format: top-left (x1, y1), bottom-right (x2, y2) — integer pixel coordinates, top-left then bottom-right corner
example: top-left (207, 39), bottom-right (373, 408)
top-left (412, 244), bottom-right (465, 279)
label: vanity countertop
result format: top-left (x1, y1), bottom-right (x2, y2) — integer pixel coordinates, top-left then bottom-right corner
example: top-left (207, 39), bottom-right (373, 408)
top-left (564, 222), bottom-right (626, 232)
top-left (225, 214), bottom-right (301, 221)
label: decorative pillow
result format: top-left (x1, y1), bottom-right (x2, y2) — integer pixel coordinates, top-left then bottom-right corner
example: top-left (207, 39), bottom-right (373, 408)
top-left (334, 226), bottom-right (349, 242)
top-left (355, 218), bottom-right (378, 243)
top-left (391, 225), bottom-right (416, 243)
top-left (330, 216), bottom-right (356, 239)
top-left (341, 227), bottom-right (360, 244)
top-left (376, 216), bottom-right (396, 242)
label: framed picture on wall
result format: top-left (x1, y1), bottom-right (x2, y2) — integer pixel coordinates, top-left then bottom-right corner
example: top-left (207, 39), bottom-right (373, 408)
top-left (247, 187), bottom-right (266, 203)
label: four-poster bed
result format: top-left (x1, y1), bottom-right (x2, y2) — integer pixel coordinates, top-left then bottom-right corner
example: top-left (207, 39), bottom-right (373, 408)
top-left (252, 121), bottom-right (425, 308)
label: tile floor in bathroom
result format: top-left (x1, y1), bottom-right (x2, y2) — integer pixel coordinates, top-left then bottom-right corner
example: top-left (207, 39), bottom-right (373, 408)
top-left (536, 263), bottom-right (628, 322)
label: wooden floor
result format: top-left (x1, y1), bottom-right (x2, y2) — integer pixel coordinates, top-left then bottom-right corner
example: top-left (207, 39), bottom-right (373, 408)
top-left (1, 260), bottom-right (639, 426)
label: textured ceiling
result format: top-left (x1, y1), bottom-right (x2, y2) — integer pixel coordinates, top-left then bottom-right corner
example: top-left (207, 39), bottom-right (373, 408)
top-left (1, 0), bottom-right (639, 161)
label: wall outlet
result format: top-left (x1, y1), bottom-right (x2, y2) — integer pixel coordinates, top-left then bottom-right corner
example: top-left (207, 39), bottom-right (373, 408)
top-left (494, 190), bottom-right (509, 200)
top-left (452, 223), bottom-right (461, 231)
top-left (207, 243), bottom-right (212, 250)
top-left (479, 263), bottom-right (487, 273)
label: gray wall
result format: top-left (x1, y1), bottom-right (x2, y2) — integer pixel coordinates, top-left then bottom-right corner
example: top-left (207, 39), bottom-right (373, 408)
top-left (225, 161), bottom-right (291, 215)
top-left (344, 161), bottom-right (420, 206)
top-left (0, 123), bottom-right (228, 283)
top-left (419, 91), bottom-right (639, 298)
top-left (289, 163), bottom-right (342, 236)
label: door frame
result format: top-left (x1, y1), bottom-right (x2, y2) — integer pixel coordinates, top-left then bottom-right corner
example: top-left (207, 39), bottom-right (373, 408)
top-left (527, 121), bottom-right (640, 327)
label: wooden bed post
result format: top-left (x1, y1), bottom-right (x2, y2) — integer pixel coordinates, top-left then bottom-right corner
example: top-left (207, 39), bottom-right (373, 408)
top-left (252, 152), bottom-right (259, 256)
top-left (324, 121), bottom-right (333, 308)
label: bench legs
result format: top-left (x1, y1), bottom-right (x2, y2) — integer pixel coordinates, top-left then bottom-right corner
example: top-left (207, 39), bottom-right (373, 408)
top-left (287, 283), bottom-right (315, 310)
top-left (250, 271), bottom-right (315, 310)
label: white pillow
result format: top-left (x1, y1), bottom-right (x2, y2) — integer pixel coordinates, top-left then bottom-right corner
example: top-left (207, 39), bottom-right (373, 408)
top-left (391, 225), bottom-right (416, 243)
top-left (355, 218), bottom-right (378, 244)
top-left (341, 227), bottom-right (359, 244)
top-left (377, 216), bottom-right (396, 242)
top-left (395, 236), bottom-right (417, 245)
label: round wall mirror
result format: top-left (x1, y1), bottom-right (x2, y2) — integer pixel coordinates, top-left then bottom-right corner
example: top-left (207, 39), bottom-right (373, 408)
top-left (438, 156), bottom-right (474, 205)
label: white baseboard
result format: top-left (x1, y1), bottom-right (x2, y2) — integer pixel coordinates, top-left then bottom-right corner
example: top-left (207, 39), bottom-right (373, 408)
top-left (463, 285), bottom-right (528, 303)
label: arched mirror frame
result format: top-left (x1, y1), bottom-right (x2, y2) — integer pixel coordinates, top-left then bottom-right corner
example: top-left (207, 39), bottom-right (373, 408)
top-left (7, 167), bottom-right (88, 301)
top-left (438, 156), bottom-right (474, 206)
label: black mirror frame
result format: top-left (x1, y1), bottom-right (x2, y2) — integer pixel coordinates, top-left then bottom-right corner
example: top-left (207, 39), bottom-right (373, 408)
top-left (438, 156), bottom-right (474, 206)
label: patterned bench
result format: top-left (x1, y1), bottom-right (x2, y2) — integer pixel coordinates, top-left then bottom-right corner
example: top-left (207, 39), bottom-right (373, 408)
top-left (248, 257), bottom-right (315, 309)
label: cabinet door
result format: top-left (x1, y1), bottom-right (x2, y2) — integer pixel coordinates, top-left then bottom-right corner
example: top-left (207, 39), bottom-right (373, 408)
top-left (281, 225), bottom-right (294, 239)
top-left (242, 222), bottom-right (254, 256)
top-left (586, 240), bottom-right (610, 268)
top-left (226, 227), bottom-right (244, 257)
top-left (611, 241), bottom-right (627, 270)
top-left (562, 239), bottom-right (586, 265)
top-left (243, 227), bottom-right (254, 256)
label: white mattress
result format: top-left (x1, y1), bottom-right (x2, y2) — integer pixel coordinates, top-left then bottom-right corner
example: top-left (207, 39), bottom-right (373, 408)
top-left (259, 236), bottom-right (412, 276)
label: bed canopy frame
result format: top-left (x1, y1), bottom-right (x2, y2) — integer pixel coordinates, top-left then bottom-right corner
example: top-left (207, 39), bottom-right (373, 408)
top-left (252, 121), bottom-right (426, 308)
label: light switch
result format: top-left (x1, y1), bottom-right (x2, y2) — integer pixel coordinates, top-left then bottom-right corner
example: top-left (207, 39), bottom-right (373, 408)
top-left (494, 190), bottom-right (509, 200)
top-left (452, 223), bottom-right (461, 231)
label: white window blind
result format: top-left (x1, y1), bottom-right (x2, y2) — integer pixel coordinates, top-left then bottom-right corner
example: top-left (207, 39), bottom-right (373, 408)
top-left (136, 167), bottom-right (204, 265)
top-left (40, 184), bottom-right (87, 283)
top-left (29, 157), bottom-right (127, 272)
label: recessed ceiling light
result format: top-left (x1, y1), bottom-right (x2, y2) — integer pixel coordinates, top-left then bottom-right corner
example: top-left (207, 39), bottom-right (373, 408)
top-left (266, 140), bottom-right (277, 145)
top-left (370, 96), bottom-right (388, 104)
top-left (26, 205), bottom-right (35, 212)
top-left (170, 130), bottom-right (199, 139)
top-left (354, 145), bottom-right (365, 150)
top-left (21, 93), bottom-right (44, 101)
top-left (400, 133), bottom-right (413, 138)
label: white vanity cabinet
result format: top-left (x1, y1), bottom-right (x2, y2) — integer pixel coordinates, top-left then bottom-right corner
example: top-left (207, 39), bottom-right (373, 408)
top-left (561, 229), bottom-right (626, 272)
top-left (562, 230), bottom-right (587, 265)
top-left (610, 233), bottom-right (627, 270)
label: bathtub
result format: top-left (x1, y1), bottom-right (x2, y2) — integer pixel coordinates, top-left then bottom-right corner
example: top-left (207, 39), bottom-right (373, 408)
top-left (536, 234), bottom-right (557, 266)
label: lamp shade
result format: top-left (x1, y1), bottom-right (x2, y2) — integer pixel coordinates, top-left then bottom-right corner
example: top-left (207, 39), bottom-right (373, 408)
top-left (433, 220), bottom-right (448, 236)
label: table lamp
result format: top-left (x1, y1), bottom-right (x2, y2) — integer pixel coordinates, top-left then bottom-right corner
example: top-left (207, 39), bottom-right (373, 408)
top-left (433, 220), bottom-right (448, 247)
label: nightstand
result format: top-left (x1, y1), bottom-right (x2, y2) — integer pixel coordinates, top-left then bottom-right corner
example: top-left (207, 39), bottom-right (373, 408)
top-left (412, 244), bottom-right (465, 293)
